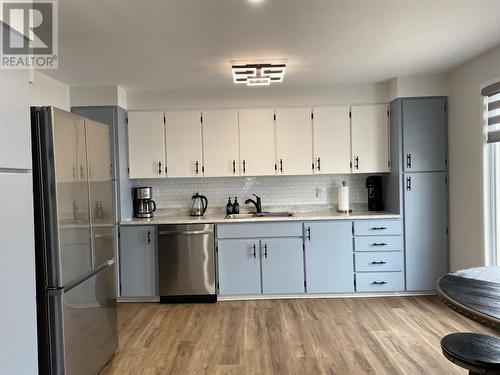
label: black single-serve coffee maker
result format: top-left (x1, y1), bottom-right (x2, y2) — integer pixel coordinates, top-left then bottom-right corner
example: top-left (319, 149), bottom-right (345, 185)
top-left (366, 176), bottom-right (384, 211)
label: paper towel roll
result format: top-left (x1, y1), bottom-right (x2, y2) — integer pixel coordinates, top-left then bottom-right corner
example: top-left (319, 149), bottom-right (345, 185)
top-left (337, 183), bottom-right (350, 212)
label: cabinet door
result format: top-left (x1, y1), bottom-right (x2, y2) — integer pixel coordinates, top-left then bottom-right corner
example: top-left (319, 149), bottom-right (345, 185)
top-left (165, 111), bottom-right (203, 178)
top-left (261, 238), bottom-right (304, 294)
top-left (275, 108), bottom-right (313, 175)
top-left (202, 110), bottom-right (239, 177)
top-left (313, 106), bottom-right (351, 174)
top-left (127, 111), bottom-right (165, 179)
top-left (403, 98), bottom-right (447, 172)
top-left (404, 172), bottom-right (448, 291)
top-left (351, 105), bottom-right (389, 173)
top-left (119, 226), bottom-right (157, 297)
top-left (304, 221), bottom-right (354, 293)
top-left (239, 109), bottom-right (276, 176)
top-left (218, 239), bottom-right (261, 295)
top-left (0, 70), bottom-right (30, 169)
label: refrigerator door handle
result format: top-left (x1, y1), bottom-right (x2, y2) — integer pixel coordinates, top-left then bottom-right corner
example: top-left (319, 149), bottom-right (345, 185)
top-left (63, 259), bottom-right (114, 293)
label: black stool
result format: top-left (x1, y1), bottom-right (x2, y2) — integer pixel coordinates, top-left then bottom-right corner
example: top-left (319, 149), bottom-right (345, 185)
top-left (441, 333), bottom-right (500, 374)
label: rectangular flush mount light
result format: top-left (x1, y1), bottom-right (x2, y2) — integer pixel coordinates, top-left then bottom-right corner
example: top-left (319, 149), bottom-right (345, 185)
top-left (232, 63), bottom-right (286, 86)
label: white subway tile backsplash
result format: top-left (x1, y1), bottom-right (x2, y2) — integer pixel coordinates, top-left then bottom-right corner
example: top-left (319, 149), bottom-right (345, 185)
top-left (130, 174), bottom-right (373, 210)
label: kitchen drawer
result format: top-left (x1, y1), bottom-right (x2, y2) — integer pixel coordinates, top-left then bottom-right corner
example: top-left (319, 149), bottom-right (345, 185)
top-left (355, 272), bottom-right (404, 292)
top-left (354, 236), bottom-right (402, 252)
top-left (355, 252), bottom-right (403, 272)
top-left (354, 219), bottom-right (402, 236)
top-left (216, 222), bottom-right (303, 239)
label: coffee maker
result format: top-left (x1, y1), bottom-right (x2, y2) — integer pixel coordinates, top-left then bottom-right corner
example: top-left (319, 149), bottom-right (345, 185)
top-left (133, 187), bottom-right (157, 218)
top-left (366, 176), bottom-right (384, 211)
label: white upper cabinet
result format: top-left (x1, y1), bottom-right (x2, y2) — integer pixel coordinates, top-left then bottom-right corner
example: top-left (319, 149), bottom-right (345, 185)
top-left (275, 108), bottom-right (313, 176)
top-left (312, 106), bottom-right (351, 174)
top-left (165, 111), bottom-right (203, 178)
top-left (0, 70), bottom-right (31, 169)
top-left (202, 110), bottom-right (239, 177)
top-left (127, 111), bottom-right (165, 179)
top-left (351, 104), bottom-right (390, 174)
top-left (238, 109), bottom-right (276, 176)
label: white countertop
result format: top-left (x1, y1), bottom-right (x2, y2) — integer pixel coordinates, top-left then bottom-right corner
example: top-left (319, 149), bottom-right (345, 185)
top-left (120, 209), bottom-right (400, 226)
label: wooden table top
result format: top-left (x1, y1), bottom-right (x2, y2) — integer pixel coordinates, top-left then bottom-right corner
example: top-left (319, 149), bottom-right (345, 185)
top-left (437, 271), bottom-right (500, 330)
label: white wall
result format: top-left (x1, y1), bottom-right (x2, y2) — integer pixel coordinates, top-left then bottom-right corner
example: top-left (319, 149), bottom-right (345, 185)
top-left (127, 82), bottom-right (391, 110)
top-left (448, 44), bottom-right (500, 271)
top-left (30, 71), bottom-right (71, 111)
top-left (70, 85), bottom-right (128, 109)
top-left (0, 69), bottom-right (38, 373)
top-left (388, 74), bottom-right (449, 101)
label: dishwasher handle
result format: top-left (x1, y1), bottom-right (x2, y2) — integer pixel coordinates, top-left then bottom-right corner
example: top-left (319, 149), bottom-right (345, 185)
top-left (158, 230), bottom-right (213, 236)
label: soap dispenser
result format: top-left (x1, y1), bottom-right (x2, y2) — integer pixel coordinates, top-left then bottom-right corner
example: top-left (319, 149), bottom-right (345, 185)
top-left (233, 197), bottom-right (240, 214)
top-left (226, 197), bottom-right (233, 216)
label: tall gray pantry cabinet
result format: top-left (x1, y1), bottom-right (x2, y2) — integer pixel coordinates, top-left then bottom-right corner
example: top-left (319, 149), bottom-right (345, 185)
top-left (386, 97), bottom-right (448, 291)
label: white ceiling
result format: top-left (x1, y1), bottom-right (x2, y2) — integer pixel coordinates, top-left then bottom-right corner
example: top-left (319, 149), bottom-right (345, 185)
top-left (46, 0), bottom-right (500, 91)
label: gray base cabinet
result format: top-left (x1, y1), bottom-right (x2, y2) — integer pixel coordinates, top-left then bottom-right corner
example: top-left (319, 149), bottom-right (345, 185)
top-left (216, 223), bottom-right (304, 296)
top-left (304, 221), bottom-right (354, 293)
top-left (119, 225), bottom-right (157, 297)
top-left (404, 172), bottom-right (448, 291)
top-left (218, 239), bottom-right (261, 295)
top-left (353, 219), bottom-right (404, 292)
top-left (261, 238), bottom-right (304, 294)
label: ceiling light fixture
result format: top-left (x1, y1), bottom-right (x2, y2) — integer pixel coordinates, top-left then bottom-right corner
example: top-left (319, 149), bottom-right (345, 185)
top-left (232, 63), bottom-right (286, 86)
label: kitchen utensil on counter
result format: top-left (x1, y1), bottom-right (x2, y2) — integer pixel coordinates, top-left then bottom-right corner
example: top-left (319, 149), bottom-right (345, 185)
top-left (190, 193), bottom-right (208, 216)
top-left (133, 187), bottom-right (157, 218)
top-left (366, 175), bottom-right (384, 211)
top-left (337, 181), bottom-right (352, 213)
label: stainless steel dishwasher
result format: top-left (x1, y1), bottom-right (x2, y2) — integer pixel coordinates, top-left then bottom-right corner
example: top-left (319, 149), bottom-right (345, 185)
top-left (157, 224), bottom-right (216, 303)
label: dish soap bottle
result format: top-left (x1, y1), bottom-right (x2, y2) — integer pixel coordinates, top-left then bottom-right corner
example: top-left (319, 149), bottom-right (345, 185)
top-left (226, 197), bottom-right (233, 216)
top-left (233, 197), bottom-right (240, 214)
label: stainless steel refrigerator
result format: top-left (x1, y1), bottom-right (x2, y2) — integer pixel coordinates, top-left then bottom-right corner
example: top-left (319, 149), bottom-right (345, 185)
top-left (31, 107), bottom-right (118, 374)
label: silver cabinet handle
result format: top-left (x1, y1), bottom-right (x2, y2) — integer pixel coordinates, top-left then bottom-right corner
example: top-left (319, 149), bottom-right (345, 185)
top-left (407, 176), bottom-right (412, 191)
top-left (371, 242), bottom-right (387, 246)
top-left (158, 161), bottom-right (162, 175)
top-left (242, 160), bottom-right (246, 174)
top-left (407, 153), bottom-right (412, 168)
top-left (370, 261), bottom-right (387, 265)
top-left (371, 281), bottom-right (387, 285)
top-left (252, 244), bottom-right (256, 258)
top-left (263, 243), bottom-right (268, 258)
top-left (195, 161), bottom-right (199, 175)
top-left (147, 230), bottom-right (151, 244)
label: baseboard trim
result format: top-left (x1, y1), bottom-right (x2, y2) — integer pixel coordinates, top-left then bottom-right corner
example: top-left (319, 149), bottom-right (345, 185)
top-left (117, 291), bottom-right (436, 303)
top-left (217, 291), bottom-right (436, 301)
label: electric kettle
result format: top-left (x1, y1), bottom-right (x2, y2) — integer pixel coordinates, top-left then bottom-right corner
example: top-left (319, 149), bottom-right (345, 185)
top-left (190, 193), bottom-right (208, 216)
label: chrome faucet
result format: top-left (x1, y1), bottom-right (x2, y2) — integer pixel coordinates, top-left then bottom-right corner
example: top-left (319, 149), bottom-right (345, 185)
top-left (245, 194), bottom-right (262, 213)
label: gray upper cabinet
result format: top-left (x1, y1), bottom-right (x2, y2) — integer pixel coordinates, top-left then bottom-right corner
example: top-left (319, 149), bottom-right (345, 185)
top-left (404, 172), bottom-right (448, 291)
top-left (304, 221), bottom-right (354, 293)
top-left (402, 98), bottom-right (447, 172)
top-left (119, 225), bottom-right (157, 297)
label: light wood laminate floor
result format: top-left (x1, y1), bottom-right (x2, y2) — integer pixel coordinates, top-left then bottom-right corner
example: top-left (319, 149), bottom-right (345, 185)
top-left (101, 296), bottom-right (496, 375)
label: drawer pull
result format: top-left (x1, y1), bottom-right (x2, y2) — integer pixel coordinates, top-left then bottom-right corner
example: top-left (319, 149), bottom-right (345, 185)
top-left (371, 227), bottom-right (387, 231)
top-left (370, 261), bottom-right (387, 265)
top-left (371, 281), bottom-right (387, 285)
top-left (371, 242), bottom-right (387, 246)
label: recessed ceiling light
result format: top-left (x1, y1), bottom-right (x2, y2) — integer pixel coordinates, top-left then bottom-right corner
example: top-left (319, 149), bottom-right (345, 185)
top-left (232, 63), bottom-right (286, 87)
top-left (248, 0), bottom-right (265, 4)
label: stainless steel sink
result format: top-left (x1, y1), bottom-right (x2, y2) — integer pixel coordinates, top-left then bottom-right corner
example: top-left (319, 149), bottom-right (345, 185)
top-left (225, 212), bottom-right (294, 220)
top-left (225, 213), bottom-right (258, 220)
